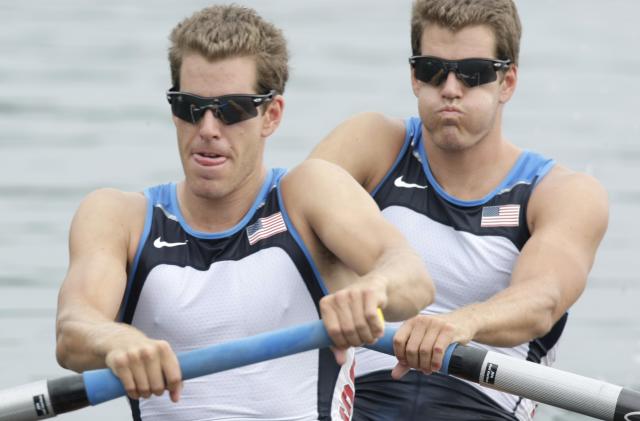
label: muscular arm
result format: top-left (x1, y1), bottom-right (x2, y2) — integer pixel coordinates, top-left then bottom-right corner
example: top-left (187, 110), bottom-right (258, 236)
top-left (55, 189), bottom-right (182, 401)
top-left (393, 168), bottom-right (609, 375)
top-left (281, 159), bottom-right (434, 350)
top-left (308, 112), bottom-right (406, 192)
top-left (467, 169), bottom-right (609, 345)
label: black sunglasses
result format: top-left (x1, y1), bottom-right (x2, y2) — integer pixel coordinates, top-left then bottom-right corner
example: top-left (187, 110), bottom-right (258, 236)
top-left (409, 56), bottom-right (511, 88)
top-left (166, 88), bottom-right (276, 125)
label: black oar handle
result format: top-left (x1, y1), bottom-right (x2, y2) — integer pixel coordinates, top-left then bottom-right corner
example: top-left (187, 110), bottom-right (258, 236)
top-left (0, 376), bottom-right (87, 421)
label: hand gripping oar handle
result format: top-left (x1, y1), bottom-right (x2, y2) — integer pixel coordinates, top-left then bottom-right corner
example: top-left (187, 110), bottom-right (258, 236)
top-left (440, 343), bottom-right (640, 421)
top-left (0, 320), bottom-right (394, 420)
top-left (1, 321), bottom-right (639, 421)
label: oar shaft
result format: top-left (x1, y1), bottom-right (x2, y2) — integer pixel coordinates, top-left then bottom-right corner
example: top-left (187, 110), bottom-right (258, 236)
top-left (1, 321), bottom-right (639, 421)
top-left (0, 320), bottom-right (337, 419)
top-left (442, 344), bottom-right (640, 421)
top-left (83, 320), bottom-right (334, 405)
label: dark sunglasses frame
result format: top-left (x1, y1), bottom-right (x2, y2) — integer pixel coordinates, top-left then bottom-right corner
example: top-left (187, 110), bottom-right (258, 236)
top-left (166, 88), bottom-right (276, 125)
top-left (409, 55), bottom-right (511, 88)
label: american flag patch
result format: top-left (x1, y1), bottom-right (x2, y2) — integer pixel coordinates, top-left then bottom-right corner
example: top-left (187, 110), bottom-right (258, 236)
top-left (246, 212), bottom-right (287, 245)
top-left (480, 204), bottom-right (520, 227)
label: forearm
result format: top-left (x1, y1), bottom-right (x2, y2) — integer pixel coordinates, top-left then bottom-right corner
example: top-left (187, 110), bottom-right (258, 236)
top-left (450, 284), bottom-right (560, 347)
top-left (369, 246), bottom-right (435, 322)
top-left (56, 303), bottom-right (141, 372)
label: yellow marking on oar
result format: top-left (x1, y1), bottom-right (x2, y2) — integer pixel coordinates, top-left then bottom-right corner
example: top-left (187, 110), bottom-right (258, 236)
top-left (377, 308), bottom-right (385, 324)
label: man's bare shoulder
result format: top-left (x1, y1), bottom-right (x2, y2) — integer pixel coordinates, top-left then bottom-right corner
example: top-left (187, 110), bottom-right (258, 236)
top-left (528, 164), bottom-right (609, 231)
top-left (281, 158), bottom-right (353, 195)
top-left (309, 112), bottom-right (407, 191)
top-left (72, 188), bottom-right (147, 240)
top-left (78, 188), bottom-right (146, 216)
top-left (280, 158), bottom-right (374, 221)
top-left (534, 165), bottom-right (607, 200)
top-left (344, 112), bottom-right (405, 139)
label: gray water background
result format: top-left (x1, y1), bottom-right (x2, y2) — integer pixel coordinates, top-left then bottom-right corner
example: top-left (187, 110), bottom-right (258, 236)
top-left (0, 1), bottom-right (639, 420)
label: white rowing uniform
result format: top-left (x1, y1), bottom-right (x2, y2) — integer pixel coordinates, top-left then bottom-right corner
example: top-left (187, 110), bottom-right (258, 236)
top-left (119, 168), bottom-right (355, 421)
top-left (354, 117), bottom-right (565, 421)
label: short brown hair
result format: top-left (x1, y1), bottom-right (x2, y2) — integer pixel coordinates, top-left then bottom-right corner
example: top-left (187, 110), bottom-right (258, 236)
top-left (168, 5), bottom-right (289, 94)
top-left (411, 0), bottom-right (522, 65)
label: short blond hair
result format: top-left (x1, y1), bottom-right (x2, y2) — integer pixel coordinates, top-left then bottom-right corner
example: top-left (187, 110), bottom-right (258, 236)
top-left (168, 5), bottom-right (289, 94)
top-left (411, 0), bottom-right (522, 65)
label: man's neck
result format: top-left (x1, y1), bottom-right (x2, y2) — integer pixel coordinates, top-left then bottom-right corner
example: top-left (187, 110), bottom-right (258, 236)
top-left (177, 168), bottom-right (268, 233)
top-left (423, 130), bottom-right (521, 201)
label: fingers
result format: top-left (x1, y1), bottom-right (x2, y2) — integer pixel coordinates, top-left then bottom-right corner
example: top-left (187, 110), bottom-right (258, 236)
top-left (159, 341), bottom-right (183, 403)
top-left (108, 351), bottom-right (139, 399)
top-left (106, 339), bottom-right (182, 402)
top-left (415, 323), bottom-right (441, 373)
top-left (392, 315), bottom-right (458, 376)
top-left (430, 325), bottom-right (454, 373)
top-left (320, 287), bottom-right (386, 351)
top-left (393, 317), bottom-right (419, 368)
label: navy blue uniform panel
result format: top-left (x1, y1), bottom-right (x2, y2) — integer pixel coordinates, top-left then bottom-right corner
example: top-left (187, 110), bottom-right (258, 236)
top-left (353, 371), bottom-right (517, 421)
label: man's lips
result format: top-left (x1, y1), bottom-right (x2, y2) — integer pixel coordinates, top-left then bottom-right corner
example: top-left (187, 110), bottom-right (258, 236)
top-left (437, 106), bottom-right (463, 114)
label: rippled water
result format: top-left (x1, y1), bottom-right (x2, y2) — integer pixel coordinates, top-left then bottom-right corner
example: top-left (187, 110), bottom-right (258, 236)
top-left (1, 1), bottom-right (638, 420)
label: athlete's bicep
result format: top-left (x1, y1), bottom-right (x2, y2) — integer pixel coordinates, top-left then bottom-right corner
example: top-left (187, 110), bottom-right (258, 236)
top-left (58, 189), bottom-right (144, 320)
top-left (285, 159), bottom-right (409, 275)
top-left (511, 171), bottom-right (609, 319)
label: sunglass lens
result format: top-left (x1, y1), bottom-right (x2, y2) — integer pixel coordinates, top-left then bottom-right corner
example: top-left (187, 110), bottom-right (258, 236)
top-left (414, 58), bottom-right (447, 85)
top-left (168, 95), bottom-right (193, 123)
top-left (217, 97), bottom-right (258, 125)
top-left (457, 60), bottom-right (497, 87)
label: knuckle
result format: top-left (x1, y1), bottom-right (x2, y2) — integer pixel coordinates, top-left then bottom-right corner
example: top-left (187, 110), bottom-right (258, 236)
top-left (355, 320), bottom-right (369, 332)
top-left (419, 346), bottom-right (431, 359)
top-left (365, 309), bottom-right (378, 322)
top-left (111, 354), bottom-right (130, 370)
top-left (441, 323), bottom-right (455, 334)
top-left (319, 298), bottom-right (332, 312)
top-left (405, 347), bottom-right (418, 359)
top-left (393, 336), bottom-right (405, 348)
top-left (126, 349), bottom-right (142, 364)
top-left (156, 340), bottom-right (172, 353)
top-left (166, 376), bottom-right (181, 389)
top-left (139, 346), bottom-right (156, 361)
top-left (343, 324), bottom-right (357, 335)
top-left (336, 289), bottom-right (352, 304)
top-left (326, 325), bottom-right (342, 338)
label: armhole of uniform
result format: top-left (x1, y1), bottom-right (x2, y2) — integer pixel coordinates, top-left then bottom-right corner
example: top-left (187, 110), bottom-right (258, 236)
top-left (275, 177), bottom-right (330, 296)
top-left (523, 158), bottom-right (556, 233)
top-left (117, 190), bottom-right (153, 322)
top-left (533, 159), bottom-right (556, 187)
top-left (370, 117), bottom-right (415, 197)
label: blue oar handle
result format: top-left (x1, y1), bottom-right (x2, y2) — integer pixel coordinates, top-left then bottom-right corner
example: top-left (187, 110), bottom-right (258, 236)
top-left (83, 320), bottom-right (398, 405)
top-left (3, 320), bottom-right (639, 421)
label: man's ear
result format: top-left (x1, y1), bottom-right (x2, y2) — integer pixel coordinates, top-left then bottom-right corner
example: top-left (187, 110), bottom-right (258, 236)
top-left (499, 65), bottom-right (518, 103)
top-left (410, 67), bottom-right (421, 98)
top-left (261, 94), bottom-right (284, 137)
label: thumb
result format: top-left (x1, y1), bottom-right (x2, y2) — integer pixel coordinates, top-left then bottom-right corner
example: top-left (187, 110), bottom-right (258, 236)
top-left (391, 362), bottom-right (411, 380)
top-left (331, 346), bottom-right (347, 365)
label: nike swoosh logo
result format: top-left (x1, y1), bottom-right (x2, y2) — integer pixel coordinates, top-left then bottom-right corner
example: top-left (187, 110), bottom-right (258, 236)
top-left (153, 237), bottom-right (188, 248)
top-left (394, 176), bottom-right (428, 189)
